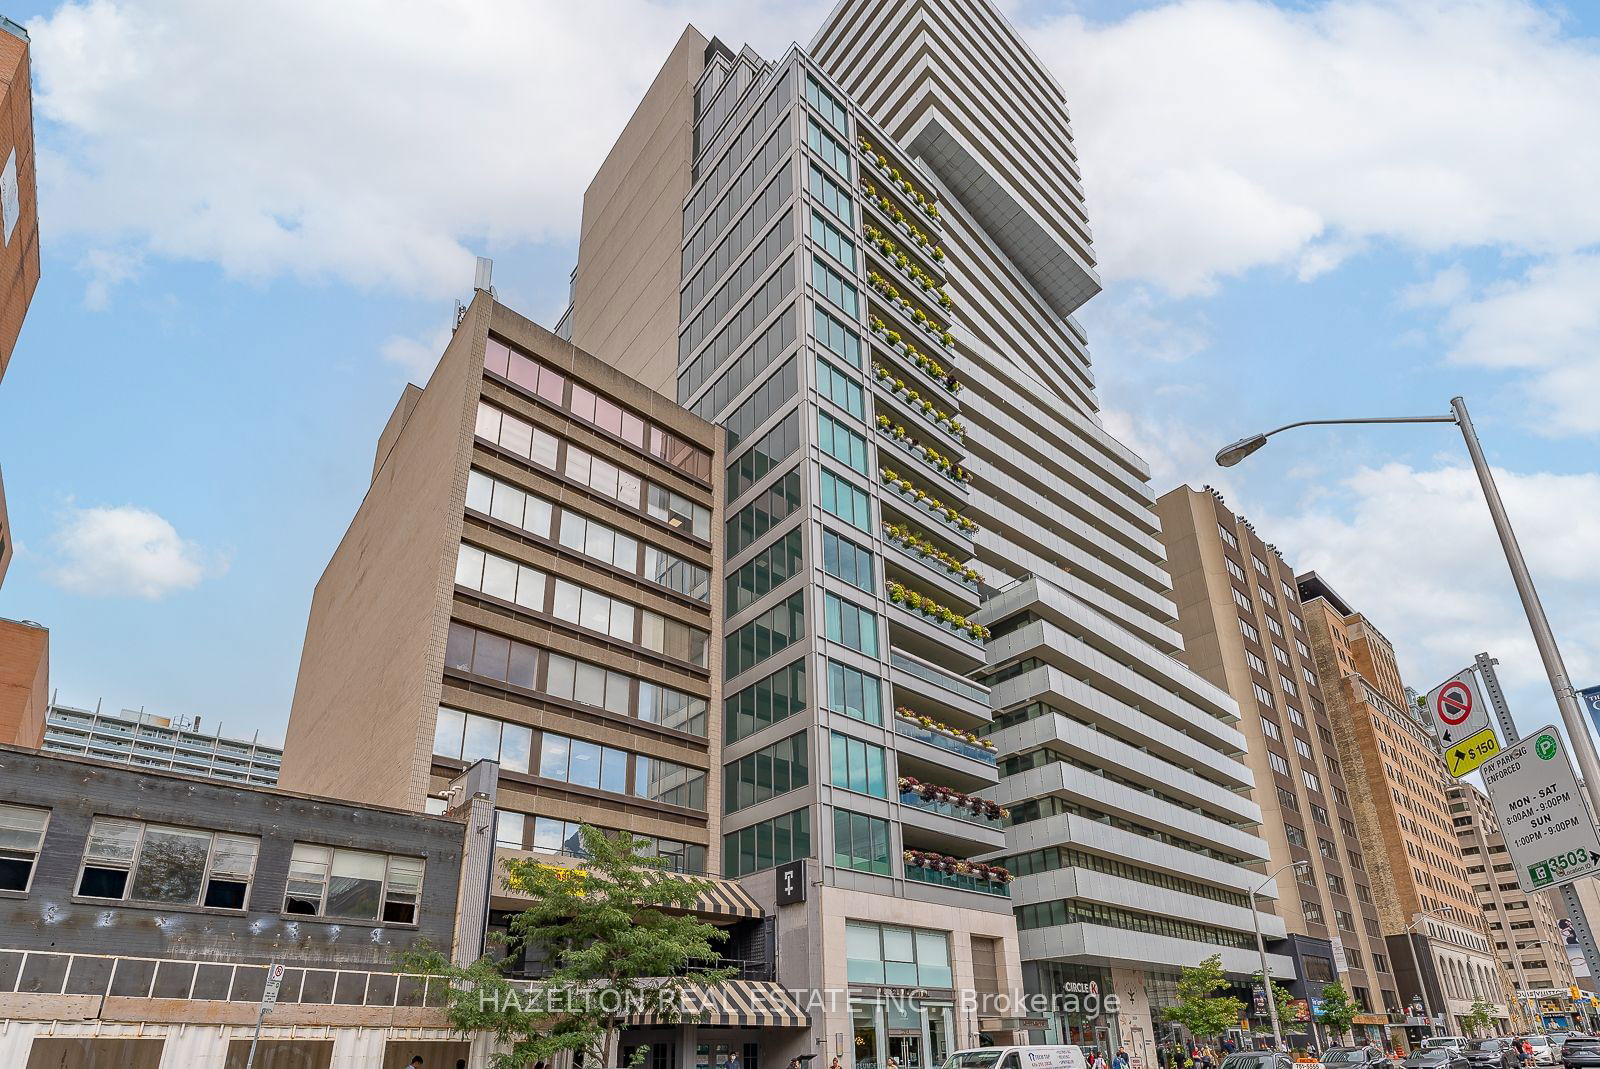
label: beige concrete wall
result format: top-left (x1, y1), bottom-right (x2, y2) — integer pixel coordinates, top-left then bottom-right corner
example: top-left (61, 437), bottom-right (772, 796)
top-left (280, 295), bottom-right (488, 810)
top-left (570, 26), bottom-right (706, 396)
top-left (0, 616), bottom-right (46, 746)
top-left (373, 383), bottom-right (423, 482)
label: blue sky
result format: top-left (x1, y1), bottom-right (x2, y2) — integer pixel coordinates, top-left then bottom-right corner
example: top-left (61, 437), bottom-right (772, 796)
top-left (0, 0), bottom-right (1597, 747)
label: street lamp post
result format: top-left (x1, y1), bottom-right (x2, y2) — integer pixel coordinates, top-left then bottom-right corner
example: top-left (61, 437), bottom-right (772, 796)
top-left (1400, 908), bottom-right (1461, 1040)
top-left (1216, 396), bottom-right (1600, 817)
top-left (1251, 860), bottom-right (1309, 1052)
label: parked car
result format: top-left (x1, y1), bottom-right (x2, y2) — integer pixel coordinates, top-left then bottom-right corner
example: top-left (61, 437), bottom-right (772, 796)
top-left (1560, 1037), bottom-right (1600, 1069)
top-left (1401, 1048), bottom-right (1470, 1069)
top-left (1221, 1053), bottom-right (1296, 1069)
top-left (1323, 1047), bottom-right (1394, 1069)
top-left (1461, 1040), bottom-right (1518, 1069)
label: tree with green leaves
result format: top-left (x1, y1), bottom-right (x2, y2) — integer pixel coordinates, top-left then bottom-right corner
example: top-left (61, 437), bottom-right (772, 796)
top-left (1316, 982), bottom-right (1360, 1045)
top-left (1252, 971), bottom-right (1295, 1032)
top-left (1163, 955), bottom-right (1245, 1047)
top-left (404, 825), bottom-right (733, 1069)
top-left (1460, 999), bottom-right (1496, 1038)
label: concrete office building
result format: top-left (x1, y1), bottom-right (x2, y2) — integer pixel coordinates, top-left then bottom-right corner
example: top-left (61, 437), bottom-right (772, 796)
top-left (1297, 574), bottom-right (1510, 1038)
top-left (1156, 486), bottom-right (1399, 1044)
top-left (564, 1), bottom-right (1289, 1061)
top-left (1448, 780), bottom-right (1582, 1031)
top-left (41, 701), bottom-right (284, 786)
top-left (280, 298), bottom-right (817, 1061)
top-left (283, 297), bottom-right (725, 872)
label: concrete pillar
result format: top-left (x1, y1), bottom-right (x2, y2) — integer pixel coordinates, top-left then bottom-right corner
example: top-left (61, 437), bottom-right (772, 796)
top-left (157, 1025), bottom-right (229, 1067)
top-left (1112, 967), bottom-right (1157, 1065)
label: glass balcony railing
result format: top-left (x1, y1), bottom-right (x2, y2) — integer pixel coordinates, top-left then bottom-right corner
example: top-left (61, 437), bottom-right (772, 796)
top-left (900, 790), bottom-right (1006, 829)
top-left (905, 865), bottom-right (1011, 897)
top-left (889, 649), bottom-right (990, 704)
top-left (894, 718), bottom-right (997, 764)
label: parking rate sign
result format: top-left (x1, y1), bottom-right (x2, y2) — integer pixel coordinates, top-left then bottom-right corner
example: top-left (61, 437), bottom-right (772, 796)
top-left (1480, 726), bottom-right (1600, 893)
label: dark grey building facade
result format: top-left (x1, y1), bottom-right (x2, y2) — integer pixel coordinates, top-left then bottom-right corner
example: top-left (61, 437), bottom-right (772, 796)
top-left (0, 744), bottom-right (476, 1068)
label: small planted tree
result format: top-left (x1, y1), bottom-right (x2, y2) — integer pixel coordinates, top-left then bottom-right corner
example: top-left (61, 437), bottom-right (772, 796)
top-left (1460, 999), bottom-right (1496, 1038)
top-left (1164, 955), bottom-right (1245, 1047)
top-left (1317, 982), bottom-right (1360, 1045)
top-left (405, 825), bottom-right (733, 1069)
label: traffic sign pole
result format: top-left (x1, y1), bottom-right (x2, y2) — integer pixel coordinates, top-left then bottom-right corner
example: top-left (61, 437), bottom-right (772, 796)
top-left (1476, 654), bottom-right (1600, 986)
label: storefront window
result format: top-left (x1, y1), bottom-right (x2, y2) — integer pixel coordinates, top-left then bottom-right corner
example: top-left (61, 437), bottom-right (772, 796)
top-left (853, 1001), bottom-right (883, 1069)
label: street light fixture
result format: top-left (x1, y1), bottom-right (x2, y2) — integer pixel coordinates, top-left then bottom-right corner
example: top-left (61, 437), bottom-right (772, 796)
top-left (1216, 397), bottom-right (1600, 823)
top-left (1251, 860), bottom-right (1310, 1051)
top-left (1401, 907), bottom-right (1466, 1038)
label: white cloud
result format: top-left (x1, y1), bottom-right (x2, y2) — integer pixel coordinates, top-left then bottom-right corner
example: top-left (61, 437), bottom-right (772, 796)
top-left (1262, 463), bottom-right (1600, 734)
top-left (47, 504), bottom-right (222, 599)
top-left (29, 0), bottom-right (829, 302)
top-left (1437, 253), bottom-right (1600, 437)
top-left (1400, 263), bottom-right (1471, 309)
top-left (1024, 0), bottom-right (1600, 295)
top-left (381, 323), bottom-right (454, 381)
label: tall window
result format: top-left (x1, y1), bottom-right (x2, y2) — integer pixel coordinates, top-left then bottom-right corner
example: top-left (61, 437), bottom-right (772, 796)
top-left (727, 471), bottom-right (801, 556)
top-left (727, 529), bottom-right (804, 615)
top-left (726, 591), bottom-right (806, 678)
top-left (77, 819), bottom-right (259, 910)
top-left (832, 809), bottom-right (890, 874)
top-left (808, 163), bottom-right (853, 225)
top-left (725, 659), bottom-right (807, 743)
top-left (284, 844), bottom-right (423, 924)
top-left (812, 259), bottom-right (859, 318)
top-left (814, 306), bottom-right (861, 367)
top-left (807, 117), bottom-right (852, 178)
top-left (811, 209), bottom-right (856, 270)
top-left (825, 592), bottom-right (879, 655)
top-left (0, 803), bottom-right (48, 892)
top-left (827, 659), bottom-right (883, 725)
top-left (818, 411), bottom-right (869, 473)
top-left (830, 732), bottom-right (887, 797)
top-left (433, 706), bottom-right (533, 772)
top-left (805, 75), bottom-right (849, 135)
top-left (724, 808), bottom-right (811, 877)
top-left (816, 357), bottom-right (865, 418)
top-left (819, 469), bottom-right (872, 531)
top-left (540, 731), bottom-right (629, 795)
top-left (822, 530), bottom-right (874, 591)
top-left (725, 731), bottom-right (809, 813)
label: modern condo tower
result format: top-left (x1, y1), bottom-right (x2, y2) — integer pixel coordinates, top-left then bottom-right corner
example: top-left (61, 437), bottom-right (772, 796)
top-left (567, 0), bottom-right (1287, 1057)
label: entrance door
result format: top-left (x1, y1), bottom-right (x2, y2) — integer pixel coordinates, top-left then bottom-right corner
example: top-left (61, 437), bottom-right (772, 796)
top-left (889, 1034), bottom-right (923, 1069)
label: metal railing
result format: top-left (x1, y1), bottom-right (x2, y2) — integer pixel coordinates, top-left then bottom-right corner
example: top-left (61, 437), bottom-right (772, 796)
top-left (889, 649), bottom-right (989, 703)
top-left (900, 790), bottom-right (1005, 829)
top-left (905, 865), bottom-right (1011, 897)
top-left (894, 717), bottom-right (997, 764)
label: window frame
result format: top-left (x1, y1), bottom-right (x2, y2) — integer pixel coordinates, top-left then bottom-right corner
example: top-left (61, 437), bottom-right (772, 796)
top-left (282, 843), bottom-right (426, 925)
top-left (0, 802), bottom-right (51, 894)
top-left (76, 816), bottom-right (261, 912)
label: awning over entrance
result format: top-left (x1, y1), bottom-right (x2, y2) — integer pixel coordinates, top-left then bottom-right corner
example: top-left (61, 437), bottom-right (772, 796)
top-left (688, 878), bottom-right (762, 920)
top-left (631, 980), bottom-right (809, 1028)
